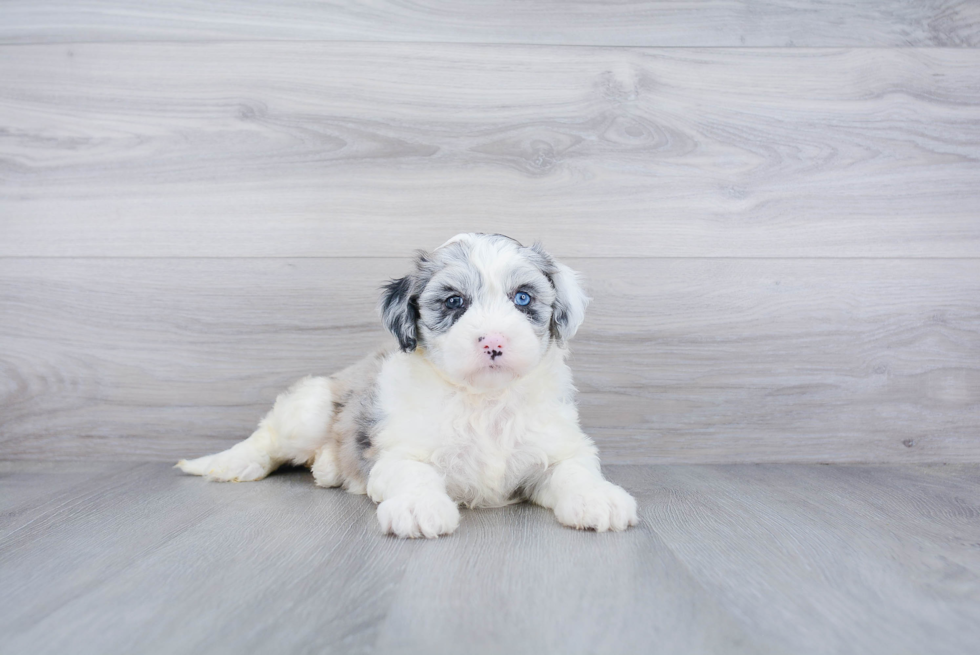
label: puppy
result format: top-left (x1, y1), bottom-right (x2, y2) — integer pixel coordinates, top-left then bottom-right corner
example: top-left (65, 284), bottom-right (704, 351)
top-left (178, 233), bottom-right (638, 538)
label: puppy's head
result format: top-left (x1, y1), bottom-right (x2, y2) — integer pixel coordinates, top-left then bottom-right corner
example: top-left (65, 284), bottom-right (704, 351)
top-left (380, 233), bottom-right (588, 390)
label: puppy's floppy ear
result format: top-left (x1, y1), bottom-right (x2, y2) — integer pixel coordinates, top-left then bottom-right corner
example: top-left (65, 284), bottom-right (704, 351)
top-left (379, 274), bottom-right (421, 352)
top-left (531, 243), bottom-right (590, 345)
top-left (549, 261), bottom-right (589, 344)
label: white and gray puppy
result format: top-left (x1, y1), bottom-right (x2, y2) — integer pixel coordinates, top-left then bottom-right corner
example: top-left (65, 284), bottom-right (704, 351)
top-left (178, 233), bottom-right (638, 538)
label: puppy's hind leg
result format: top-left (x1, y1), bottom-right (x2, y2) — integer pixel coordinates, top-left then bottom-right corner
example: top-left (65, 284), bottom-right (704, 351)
top-left (178, 376), bottom-right (335, 482)
top-left (310, 442), bottom-right (343, 489)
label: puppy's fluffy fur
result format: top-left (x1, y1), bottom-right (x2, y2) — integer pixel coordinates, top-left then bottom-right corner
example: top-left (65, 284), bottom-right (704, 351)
top-left (178, 234), bottom-right (638, 538)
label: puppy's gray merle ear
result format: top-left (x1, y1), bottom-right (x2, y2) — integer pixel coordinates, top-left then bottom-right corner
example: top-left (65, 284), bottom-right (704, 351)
top-left (550, 261), bottom-right (589, 344)
top-left (379, 275), bottom-right (420, 352)
top-left (531, 244), bottom-right (590, 345)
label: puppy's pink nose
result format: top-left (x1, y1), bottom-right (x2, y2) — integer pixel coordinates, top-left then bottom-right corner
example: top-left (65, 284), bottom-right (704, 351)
top-left (478, 333), bottom-right (507, 361)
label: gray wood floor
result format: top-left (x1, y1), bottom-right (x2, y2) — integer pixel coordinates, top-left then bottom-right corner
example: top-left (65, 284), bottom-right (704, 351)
top-left (1, 462), bottom-right (979, 655)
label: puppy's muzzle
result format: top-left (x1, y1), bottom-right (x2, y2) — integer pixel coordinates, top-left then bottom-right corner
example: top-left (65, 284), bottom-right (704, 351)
top-left (478, 333), bottom-right (507, 362)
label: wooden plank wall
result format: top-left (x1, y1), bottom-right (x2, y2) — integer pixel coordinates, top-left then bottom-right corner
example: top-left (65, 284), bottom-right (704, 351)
top-left (1, 2), bottom-right (978, 463)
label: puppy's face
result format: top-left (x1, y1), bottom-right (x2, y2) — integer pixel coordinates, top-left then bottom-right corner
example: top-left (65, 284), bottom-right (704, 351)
top-left (380, 234), bottom-right (589, 391)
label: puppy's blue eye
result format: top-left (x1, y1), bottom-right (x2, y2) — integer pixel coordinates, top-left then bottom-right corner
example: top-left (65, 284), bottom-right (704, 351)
top-left (445, 296), bottom-right (464, 310)
top-left (514, 292), bottom-right (531, 307)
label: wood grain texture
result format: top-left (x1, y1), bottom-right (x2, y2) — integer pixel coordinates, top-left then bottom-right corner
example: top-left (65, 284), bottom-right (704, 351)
top-left (1, 463), bottom-right (979, 654)
top-left (1, 1), bottom-right (979, 46)
top-left (2, 44), bottom-right (980, 257)
top-left (2, 257), bottom-right (977, 463)
top-left (636, 464), bottom-right (980, 655)
top-left (370, 489), bottom-right (761, 655)
top-left (0, 460), bottom-right (128, 540)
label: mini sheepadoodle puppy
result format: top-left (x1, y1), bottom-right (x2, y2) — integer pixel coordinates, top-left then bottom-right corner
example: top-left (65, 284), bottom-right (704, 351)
top-left (178, 233), bottom-right (638, 538)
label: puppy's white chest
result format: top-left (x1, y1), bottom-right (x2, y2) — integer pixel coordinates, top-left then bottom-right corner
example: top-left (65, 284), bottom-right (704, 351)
top-left (430, 401), bottom-right (547, 508)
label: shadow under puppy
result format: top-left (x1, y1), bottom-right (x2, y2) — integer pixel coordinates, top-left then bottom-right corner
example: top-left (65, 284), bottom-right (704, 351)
top-left (178, 233), bottom-right (638, 538)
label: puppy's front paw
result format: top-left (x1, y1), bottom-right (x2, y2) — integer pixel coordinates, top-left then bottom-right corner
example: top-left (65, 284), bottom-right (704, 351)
top-left (377, 493), bottom-right (460, 539)
top-left (553, 482), bottom-right (639, 532)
